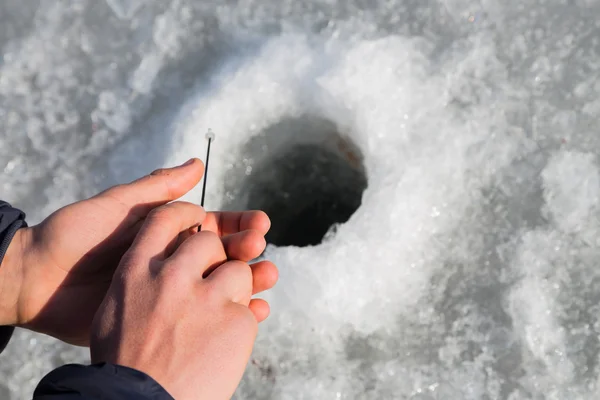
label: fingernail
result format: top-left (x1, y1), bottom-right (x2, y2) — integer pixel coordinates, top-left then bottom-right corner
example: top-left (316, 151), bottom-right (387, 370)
top-left (182, 158), bottom-right (195, 167)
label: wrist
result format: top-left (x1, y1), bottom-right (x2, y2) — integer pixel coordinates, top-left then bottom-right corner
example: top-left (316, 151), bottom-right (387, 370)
top-left (0, 227), bottom-right (30, 326)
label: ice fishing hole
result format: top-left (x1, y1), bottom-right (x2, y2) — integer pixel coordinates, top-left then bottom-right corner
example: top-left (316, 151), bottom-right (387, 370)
top-left (223, 116), bottom-right (368, 247)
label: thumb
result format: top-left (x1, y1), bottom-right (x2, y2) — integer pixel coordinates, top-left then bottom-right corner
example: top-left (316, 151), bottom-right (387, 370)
top-left (98, 158), bottom-right (205, 216)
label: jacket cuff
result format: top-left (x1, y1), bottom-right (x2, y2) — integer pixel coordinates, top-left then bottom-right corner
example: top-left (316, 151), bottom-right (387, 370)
top-left (33, 363), bottom-right (174, 399)
top-left (0, 200), bottom-right (27, 268)
top-left (0, 201), bottom-right (27, 354)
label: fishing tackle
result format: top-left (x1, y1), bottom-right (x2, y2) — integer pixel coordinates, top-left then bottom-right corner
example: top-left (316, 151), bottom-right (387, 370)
top-left (199, 129), bottom-right (215, 231)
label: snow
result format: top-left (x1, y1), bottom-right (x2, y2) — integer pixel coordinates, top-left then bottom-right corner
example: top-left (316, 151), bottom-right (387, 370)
top-left (2, 0), bottom-right (600, 399)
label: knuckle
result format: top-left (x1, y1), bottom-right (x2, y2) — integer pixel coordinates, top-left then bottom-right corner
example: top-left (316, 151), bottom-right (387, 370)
top-left (180, 201), bottom-right (204, 216)
top-left (118, 247), bottom-right (138, 266)
top-left (199, 229), bottom-right (219, 241)
top-left (201, 280), bottom-right (225, 304)
top-left (247, 229), bottom-right (267, 250)
top-left (145, 202), bottom-right (205, 232)
top-left (197, 230), bottom-right (224, 249)
top-left (220, 261), bottom-right (252, 283)
top-left (147, 205), bottom-right (173, 222)
top-left (245, 228), bottom-right (262, 241)
top-left (146, 202), bottom-right (192, 222)
top-left (232, 260), bottom-right (253, 280)
top-left (117, 250), bottom-right (144, 276)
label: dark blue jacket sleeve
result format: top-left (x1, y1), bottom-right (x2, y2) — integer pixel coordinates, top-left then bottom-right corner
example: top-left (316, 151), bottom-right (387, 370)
top-left (0, 201), bottom-right (174, 399)
top-left (33, 363), bottom-right (174, 399)
top-left (0, 200), bottom-right (27, 354)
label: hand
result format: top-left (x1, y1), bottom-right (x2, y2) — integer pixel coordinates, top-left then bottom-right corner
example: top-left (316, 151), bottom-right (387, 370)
top-left (2, 159), bottom-right (277, 346)
top-left (91, 201), bottom-right (266, 400)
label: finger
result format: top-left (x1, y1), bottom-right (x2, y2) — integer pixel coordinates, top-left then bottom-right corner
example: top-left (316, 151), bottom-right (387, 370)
top-left (168, 231), bottom-right (227, 278)
top-left (250, 261), bottom-right (279, 295)
top-left (100, 158), bottom-right (205, 218)
top-left (126, 211), bottom-right (270, 251)
top-left (201, 211), bottom-right (271, 236)
top-left (114, 211), bottom-right (270, 263)
top-left (221, 230), bottom-right (267, 262)
top-left (164, 226), bottom-right (197, 258)
top-left (130, 202), bottom-right (206, 261)
top-left (249, 299), bottom-right (270, 323)
top-left (204, 260), bottom-right (253, 305)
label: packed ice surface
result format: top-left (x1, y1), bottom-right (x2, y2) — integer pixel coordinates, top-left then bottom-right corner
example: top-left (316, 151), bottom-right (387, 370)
top-left (2, 0), bottom-right (600, 399)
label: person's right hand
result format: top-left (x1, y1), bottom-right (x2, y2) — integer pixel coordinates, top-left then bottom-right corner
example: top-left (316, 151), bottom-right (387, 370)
top-left (90, 201), bottom-right (275, 400)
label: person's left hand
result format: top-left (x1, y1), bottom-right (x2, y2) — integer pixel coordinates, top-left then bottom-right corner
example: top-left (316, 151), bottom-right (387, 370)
top-left (3, 158), bottom-right (277, 346)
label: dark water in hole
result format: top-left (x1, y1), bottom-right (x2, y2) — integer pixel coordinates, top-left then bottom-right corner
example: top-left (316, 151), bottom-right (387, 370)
top-left (245, 144), bottom-right (367, 247)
